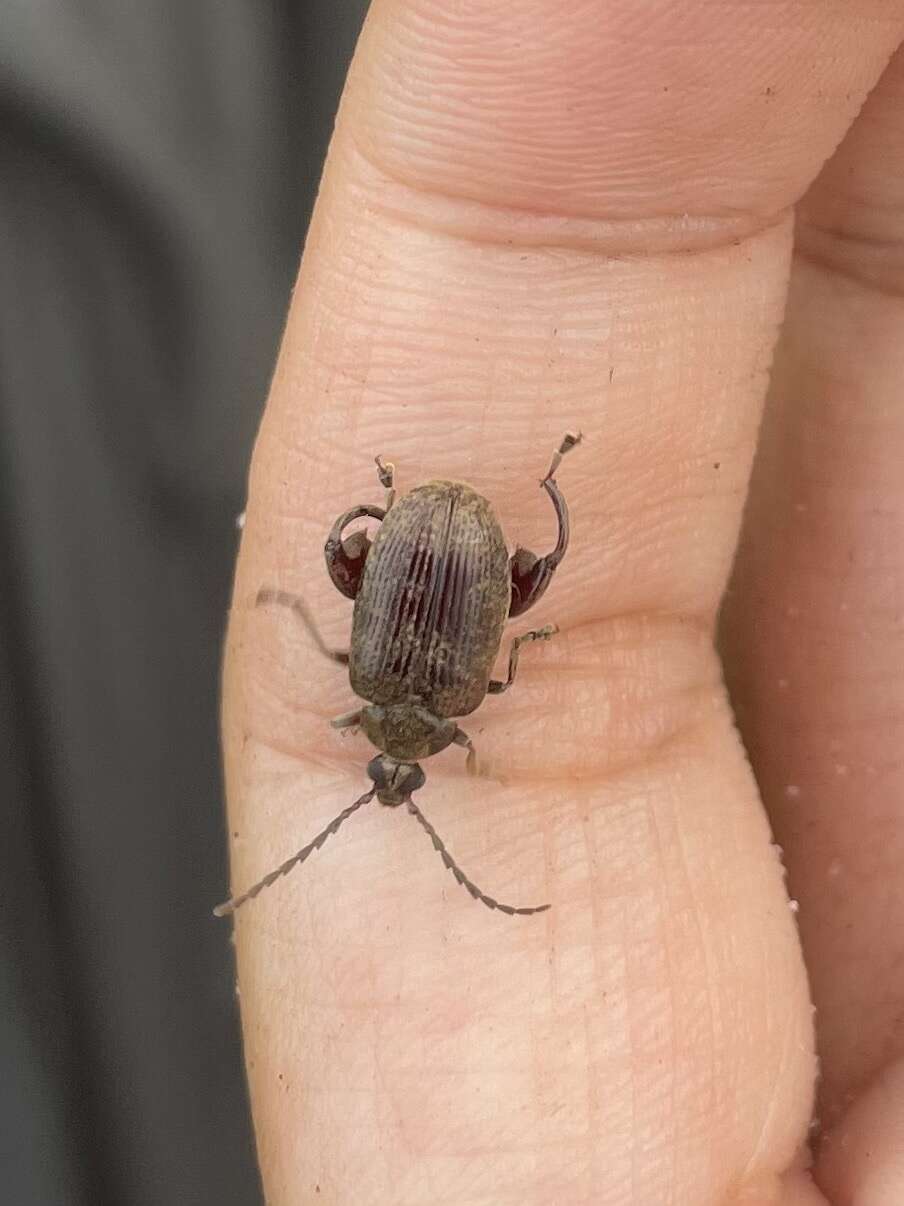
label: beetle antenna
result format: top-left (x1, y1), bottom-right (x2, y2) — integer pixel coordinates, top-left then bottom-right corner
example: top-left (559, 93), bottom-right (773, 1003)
top-left (405, 799), bottom-right (550, 917)
top-left (213, 787), bottom-right (377, 916)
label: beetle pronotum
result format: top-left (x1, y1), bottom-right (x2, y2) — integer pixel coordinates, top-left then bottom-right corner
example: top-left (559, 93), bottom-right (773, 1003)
top-left (215, 432), bottom-right (581, 918)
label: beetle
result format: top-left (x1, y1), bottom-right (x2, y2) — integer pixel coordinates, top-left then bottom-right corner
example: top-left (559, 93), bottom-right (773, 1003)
top-left (215, 432), bottom-right (581, 919)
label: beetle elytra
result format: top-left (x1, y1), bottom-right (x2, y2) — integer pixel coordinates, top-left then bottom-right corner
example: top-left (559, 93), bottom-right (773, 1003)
top-left (215, 432), bottom-right (580, 918)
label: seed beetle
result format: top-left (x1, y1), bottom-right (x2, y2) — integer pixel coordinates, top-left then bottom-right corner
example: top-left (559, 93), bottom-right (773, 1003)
top-left (215, 432), bottom-right (581, 918)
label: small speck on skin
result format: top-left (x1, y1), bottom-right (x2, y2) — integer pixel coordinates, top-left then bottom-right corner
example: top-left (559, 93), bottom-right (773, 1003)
top-left (235, 511), bottom-right (246, 530)
top-left (713, 461), bottom-right (721, 470)
top-left (828, 858), bottom-right (843, 878)
top-left (789, 899), bottom-right (800, 913)
top-left (772, 843), bottom-right (784, 858)
top-left (785, 784), bottom-right (801, 799)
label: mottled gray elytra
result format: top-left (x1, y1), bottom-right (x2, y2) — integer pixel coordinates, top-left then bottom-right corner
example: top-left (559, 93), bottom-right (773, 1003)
top-left (215, 432), bottom-right (581, 919)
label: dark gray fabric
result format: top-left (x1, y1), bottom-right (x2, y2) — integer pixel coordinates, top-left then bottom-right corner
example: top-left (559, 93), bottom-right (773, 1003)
top-left (0, 4), bottom-right (368, 1202)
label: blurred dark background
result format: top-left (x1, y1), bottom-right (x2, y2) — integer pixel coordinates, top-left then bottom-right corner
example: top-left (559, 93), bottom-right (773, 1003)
top-left (0, 4), bottom-right (368, 1202)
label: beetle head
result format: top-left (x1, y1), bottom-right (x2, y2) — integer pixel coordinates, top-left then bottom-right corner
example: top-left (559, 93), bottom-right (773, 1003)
top-left (366, 754), bottom-right (426, 806)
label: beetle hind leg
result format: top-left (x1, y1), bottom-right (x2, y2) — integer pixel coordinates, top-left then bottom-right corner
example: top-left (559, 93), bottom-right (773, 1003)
top-left (488, 624), bottom-right (558, 695)
top-left (452, 726), bottom-right (478, 776)
top-left (508, 431), bottom-right (581, 617)
top-left (255, 588), bottom-right (349, 665)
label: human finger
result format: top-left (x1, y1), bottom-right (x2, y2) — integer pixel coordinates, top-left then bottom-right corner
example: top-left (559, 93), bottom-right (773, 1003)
top-left (721, 40), bottom-right (904, 1199)
top-left (222, 3), bottom-right (904, 1202)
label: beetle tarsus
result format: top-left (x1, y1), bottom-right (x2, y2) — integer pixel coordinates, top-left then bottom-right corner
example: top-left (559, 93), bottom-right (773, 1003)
top-left (488, 624), bottom-right (558, 694)
top-left (406, 798), bottom-right (550, 916)
top-left (543, 430), bottom-right (583, 483)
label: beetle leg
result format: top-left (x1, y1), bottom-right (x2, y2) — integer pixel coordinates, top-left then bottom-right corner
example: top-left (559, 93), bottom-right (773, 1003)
top-left (508, 431), bottom-right (581, 617)
top-left (324, 503), bottom-right (387, 599)
top-left (330, 708), bottom-right (363, 733)
top-left (488, 624), bottom-right (558, 695)
top-left (255, 588), bottom-right (349, 665)
top-left (451, 726), bottom-right (478, 775)
top-left (375, 455), bottom-right (396, 511)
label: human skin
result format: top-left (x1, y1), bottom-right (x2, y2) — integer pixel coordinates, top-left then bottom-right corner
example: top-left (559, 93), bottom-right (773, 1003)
top-left (220, 3), bottom-right (904, 1203)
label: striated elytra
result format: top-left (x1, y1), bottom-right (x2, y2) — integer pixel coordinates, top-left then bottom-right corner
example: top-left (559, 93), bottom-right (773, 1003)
top-left (215, 433), bottom-right (581, 919)
top-left (351, 481), bottom-right (510, 722)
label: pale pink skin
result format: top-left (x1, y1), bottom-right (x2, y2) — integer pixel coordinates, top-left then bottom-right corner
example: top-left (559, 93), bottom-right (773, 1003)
top-left (221, 4), bottom-right (904, 1203)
